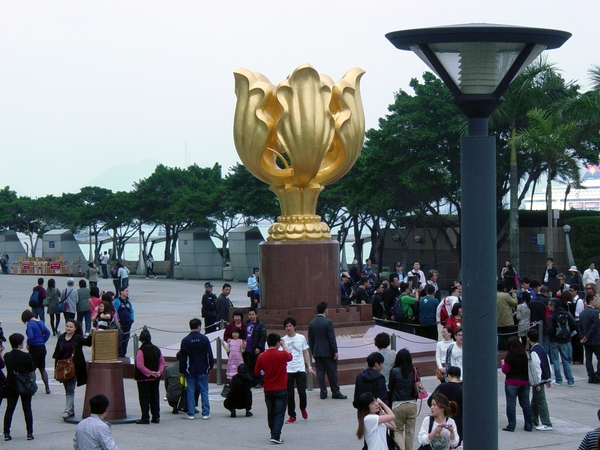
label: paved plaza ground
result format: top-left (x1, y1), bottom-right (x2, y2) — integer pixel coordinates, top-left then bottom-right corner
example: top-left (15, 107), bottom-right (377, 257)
top-left (0, 273), bottom-right (598, 449)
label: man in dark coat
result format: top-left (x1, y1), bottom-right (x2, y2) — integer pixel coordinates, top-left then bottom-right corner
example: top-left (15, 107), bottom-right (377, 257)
top-left (215, 284), bottom-right (233, 328)
top-left (352, 352), bottom-right (387, 408)
top-left (201, 282), bottom-right (218, 333)
top-left (579, 294), bottom-right (600, 383)
top-left (308, 302), bottom-right (347, 400)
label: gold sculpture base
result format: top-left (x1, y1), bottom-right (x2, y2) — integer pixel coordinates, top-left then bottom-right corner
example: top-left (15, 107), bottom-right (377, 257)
top-left (268, 215), bottom-right (331, 241)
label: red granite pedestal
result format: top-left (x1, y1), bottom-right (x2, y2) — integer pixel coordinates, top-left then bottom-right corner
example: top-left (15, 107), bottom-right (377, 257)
top-left (81, 361), bottom-right (131, 422)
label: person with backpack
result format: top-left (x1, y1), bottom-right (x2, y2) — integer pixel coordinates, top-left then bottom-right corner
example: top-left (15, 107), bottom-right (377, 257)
top-left (61, 279), bottom-right (78, 321)
top-left (547, 298), bottom-right (577, 386)
top-left (29, 278), bottom-right (46, 325)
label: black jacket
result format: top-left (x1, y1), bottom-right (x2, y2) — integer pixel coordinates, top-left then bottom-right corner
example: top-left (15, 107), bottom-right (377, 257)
top-left (201, 292), bottom-right (218, 320)
top-left (53, 334), bottom-right (91, 387)
top-left (244, 319), bottom-right (266, 353)
top-left (4, 350), bottom-right (35, 396)
top-left (388, 366), bottom-right (416, 403)
top-left (353, 368), bottom-right (387, 408)
top-left (383, 286), bottom-right (400, 319)
top-left (579, 305), bottom-right (600, 346)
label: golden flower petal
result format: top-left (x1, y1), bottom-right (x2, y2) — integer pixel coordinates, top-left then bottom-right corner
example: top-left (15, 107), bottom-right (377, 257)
top-left (315, 68), bottom-right (365, 185)
top-left (276, 64), bottom-right (335, 187)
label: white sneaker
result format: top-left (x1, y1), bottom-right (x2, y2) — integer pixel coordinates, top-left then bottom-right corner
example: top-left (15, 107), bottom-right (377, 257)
top-left (202, 415), bottom-right (211, 420)
top-left (536, 425), bottom-right (553, 431)
top-left (145, 277), bottom-right (149, 279)
top-left (183, 415), bottom-right (194, 420)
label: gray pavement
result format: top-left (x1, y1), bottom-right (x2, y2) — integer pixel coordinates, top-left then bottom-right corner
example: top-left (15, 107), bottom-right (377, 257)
top-left (0, 274), bottom-right (598, 449)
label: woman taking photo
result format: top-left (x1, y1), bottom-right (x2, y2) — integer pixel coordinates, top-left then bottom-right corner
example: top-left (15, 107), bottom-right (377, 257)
top-left (52, 320), bottom-right (91, 419)
top-left (356, 392), bottom-right (395, 450)
top-left (388, 348), bottom-right (417, 450)
top-left (417, 393), bottom-right (459, 449)
top-left (21, 310), bottom-right (51, 395)
top-left (501, 336), bottom-right (533, 432)
top-left (45, 278), bottom-right (61, 336)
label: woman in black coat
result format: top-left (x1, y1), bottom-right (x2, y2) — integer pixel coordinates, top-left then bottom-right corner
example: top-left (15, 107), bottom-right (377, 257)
top-left (3, 333), bottom-right (35, 441)
top-left (52, 319), bottom-right (91, 419)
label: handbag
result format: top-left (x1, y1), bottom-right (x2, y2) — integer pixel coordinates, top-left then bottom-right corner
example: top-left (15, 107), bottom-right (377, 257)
top-left (414, 367), bottom-right (428, 400)
top-left (14, 371), bottom-right (38, 396)
top-left (55, 350), bottom-right (76, 382)
top-left (435, 364), bottom-right (445, 382)
top-left (386, 428), bottom-right (400, 450)
top-left (220, 383), bottom-right (231, 398)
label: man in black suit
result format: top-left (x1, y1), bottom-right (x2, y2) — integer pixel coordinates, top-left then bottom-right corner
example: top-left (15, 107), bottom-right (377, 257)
top-left (308, 302), bottom-right (347, 400)
top-left (579, 294), bottom-right (600, 383)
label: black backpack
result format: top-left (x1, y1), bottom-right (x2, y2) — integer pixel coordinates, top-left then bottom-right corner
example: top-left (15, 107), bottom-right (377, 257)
top-left (555, 313), bottom-right (571, 340)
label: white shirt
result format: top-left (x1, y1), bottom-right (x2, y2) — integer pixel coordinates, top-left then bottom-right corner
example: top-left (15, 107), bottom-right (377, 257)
top-left (583, 268), bottom-right (600, 286)
top-left (282, 333), bottom-right (308, 373)
top-left (74, 414), bottom-right (119, 450)
top-left (363, 414), bottom-right (388, 450)
top-left (408, 269), bottom-right (426, 289)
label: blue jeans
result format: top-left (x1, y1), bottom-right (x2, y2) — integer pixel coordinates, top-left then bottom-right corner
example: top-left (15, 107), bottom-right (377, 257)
top-left (77, 311), bottom-right (91, 335)
top-left (32, 307), bottom-right (45, 324)
top-left (549, 341), bottom-right (574, 384)
top-left (264, 390), bottom-right (287, 440)
top-left (504, 384), bottom-right (533, 431)
top-left (186, 374), bottom-right (209, 417)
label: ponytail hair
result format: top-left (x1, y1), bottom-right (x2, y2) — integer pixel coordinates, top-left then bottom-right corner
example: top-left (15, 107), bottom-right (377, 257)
top-left (431, 393), bottom-right (458, 418)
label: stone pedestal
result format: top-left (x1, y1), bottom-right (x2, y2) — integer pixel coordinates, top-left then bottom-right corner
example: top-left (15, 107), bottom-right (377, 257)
top-left (258, 240), bottom-right (374, 329)
top-left (82, 361), bottom-right (127, 420)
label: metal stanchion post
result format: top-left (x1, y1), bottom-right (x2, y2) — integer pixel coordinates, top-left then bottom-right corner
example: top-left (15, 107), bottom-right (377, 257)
top-left (216, 337), bottom-right (222, 386)
top-left (391, 333), bottom-right (397, 352)
top-left (132, 333), bottom-right (139, 356)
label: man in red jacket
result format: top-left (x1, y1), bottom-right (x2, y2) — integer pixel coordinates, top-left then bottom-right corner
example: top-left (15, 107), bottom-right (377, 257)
top-left (254, 333), bottom-right (292, 445)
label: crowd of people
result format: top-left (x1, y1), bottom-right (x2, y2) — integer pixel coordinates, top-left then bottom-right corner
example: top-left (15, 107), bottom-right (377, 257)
top-left (0, 255), bottom-right (599, 448)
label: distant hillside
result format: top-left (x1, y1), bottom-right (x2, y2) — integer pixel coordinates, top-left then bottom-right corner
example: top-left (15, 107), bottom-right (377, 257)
top-left (88, 158), bottom-right (161, 192)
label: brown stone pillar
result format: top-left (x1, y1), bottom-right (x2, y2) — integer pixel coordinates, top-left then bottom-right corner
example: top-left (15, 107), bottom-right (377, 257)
top-left (258, 240), bottom-right (339, 328)
top-left (82, 361), bottom-right (127, 420)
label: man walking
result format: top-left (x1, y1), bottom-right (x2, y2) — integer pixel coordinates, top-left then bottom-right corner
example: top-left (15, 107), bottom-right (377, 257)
top-left (179, 318), bottom-right (214, 420)
top-left (201, 282), bottom-right (218, 334)
top-left (579, 293), bottom-right (600, 384)
top-left (308, 302), bottom-right (347, 400)
top-left (61, 278), bottom-right (79, 321)
top-left (419, 284), bottom-right (439, 340)
top-left (254, 333), bottom-right (292, 445)
top-left (527, 329), bottom-right (553, 431)
top-left (282, 317), bottom-right (315, 423)
top-left (582, 263), bottom-right (599, 288)
top-left (547, 298), bottom-right (577, 386)
top-left (30, 277), bottom-right (46, 324)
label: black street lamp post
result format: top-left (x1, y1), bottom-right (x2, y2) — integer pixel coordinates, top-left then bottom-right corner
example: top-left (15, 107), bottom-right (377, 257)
top-left (386, 24), bottom-right (570, 449)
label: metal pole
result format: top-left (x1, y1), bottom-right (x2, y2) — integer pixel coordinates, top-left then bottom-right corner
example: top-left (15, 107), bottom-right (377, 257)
top-left (461, 117), bottom-right (498, 450)
top-left (216, 337), bottom-right (222, 386)
top-left (133, 333), bottom-right (139, 356)
top-left (391, 333), bottom-right (397, 352)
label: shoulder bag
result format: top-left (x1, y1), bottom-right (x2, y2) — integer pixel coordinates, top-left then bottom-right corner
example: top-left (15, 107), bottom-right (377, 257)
top-left (55, 348), bottom-right (76, 382)
top-left (14, 371), bottom-right (38, 396)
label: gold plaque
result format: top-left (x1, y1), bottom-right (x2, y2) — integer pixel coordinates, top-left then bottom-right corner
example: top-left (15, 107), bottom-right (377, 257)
top-left (91, 330), bottom-right (119, 361)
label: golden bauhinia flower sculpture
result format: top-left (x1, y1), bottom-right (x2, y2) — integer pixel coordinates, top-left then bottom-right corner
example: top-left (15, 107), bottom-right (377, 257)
top-left (233, 64), bottom-right (365, 241)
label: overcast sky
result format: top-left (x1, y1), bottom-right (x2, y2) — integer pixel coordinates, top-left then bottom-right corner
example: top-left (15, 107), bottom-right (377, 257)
top-left (1, 1), bottom-right (598, 199)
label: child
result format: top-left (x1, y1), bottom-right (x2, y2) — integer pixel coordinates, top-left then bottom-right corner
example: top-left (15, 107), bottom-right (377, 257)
top-left (223, 364), bottom-right (253, 418)
top-left (164, 362), bottom-right (183, 415)
top-left (222, 327), bottom-right (246, 382)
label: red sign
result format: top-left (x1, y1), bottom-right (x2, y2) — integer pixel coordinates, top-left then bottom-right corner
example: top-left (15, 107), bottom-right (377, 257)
top-left (50, 262), bottom-right (61, 270)
top-left (22, 263), bottom-right (30, 270)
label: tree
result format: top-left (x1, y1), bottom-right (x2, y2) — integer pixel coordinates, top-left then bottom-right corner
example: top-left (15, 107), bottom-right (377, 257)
top-left (514, 108), bottom-right (585, 257)
top-left (133, 163), bottom-right (221, 277)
